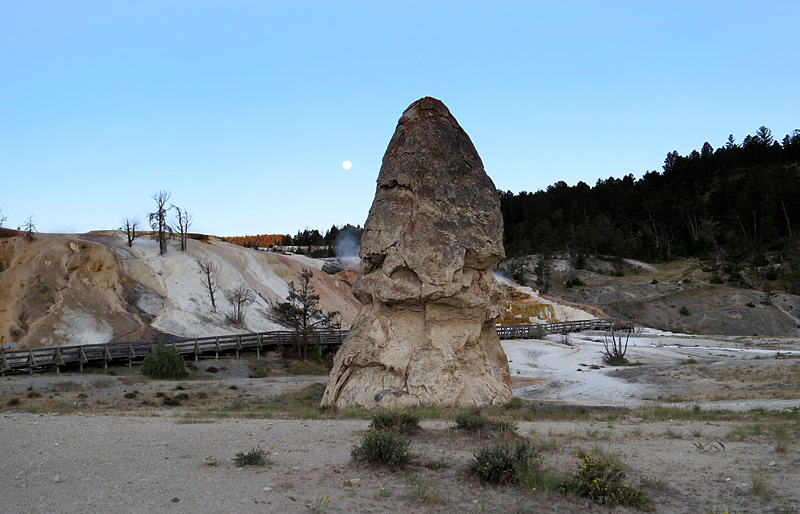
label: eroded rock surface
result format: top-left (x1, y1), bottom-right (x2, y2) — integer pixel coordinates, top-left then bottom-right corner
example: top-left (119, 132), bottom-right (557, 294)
top-left (322, 97), bottom-right (512, 408)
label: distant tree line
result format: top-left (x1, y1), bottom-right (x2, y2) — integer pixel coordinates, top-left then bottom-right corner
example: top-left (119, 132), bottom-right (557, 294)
top-left (225, 224), bottom-right (363, 251)
top-left (500, 127), bottom-right (800, 284)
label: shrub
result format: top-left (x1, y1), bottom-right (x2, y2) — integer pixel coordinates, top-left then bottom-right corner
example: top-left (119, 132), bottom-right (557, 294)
top-left (504, 397), bottom-right (523, 410)
top-left (163, 393), bottom-right (189, 406)
top-left (405, 472), bottom-right (444, 504)
top-left (7, 398), bottom-right (20, 407)
top-left (123, 391), bottom-right (139, 399)
top-left (249, 366), bottom-right (270, 378)
top-left (469, 442), bottom-right (542, 485)
top-left (370, 411), bottom-right (420, 434)
top-left (746, 302), bottom-right (756, 308)
top-left (710, 274), bottom-right (724, 284)
top-left (453, 413), bottom-right (518, 433)
top-left (234, 447), bottom-right (270, 467)
top-left (26, 391), bottom-right (41, 399)
top-left (351, 429), bottom-right (411, 468)
top-left (141, 341), bottom-right (188, 379)
top-left (560, 451), bottom-right (649, 508)
top-left (565, 277), bottom-right (585, 288)
top-left (679, 306), bottom-right (690, 316)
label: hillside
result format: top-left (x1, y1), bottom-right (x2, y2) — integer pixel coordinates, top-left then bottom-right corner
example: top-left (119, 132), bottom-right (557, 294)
top-left (503, 254), bottom-right (800, 337)
top-left (0, 232), bottom-right (360, 349)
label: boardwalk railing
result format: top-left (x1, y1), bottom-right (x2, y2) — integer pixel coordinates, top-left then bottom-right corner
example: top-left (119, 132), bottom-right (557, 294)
top-left (0, 330), bottom-right (348, 375)
top-left (496, 318), bottom-right (632, 340)
top-left (1, 319), bottom-right (631, 374)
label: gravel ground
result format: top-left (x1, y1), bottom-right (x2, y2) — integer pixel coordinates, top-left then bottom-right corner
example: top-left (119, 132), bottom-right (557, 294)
top-left (2, 346), bottom-right (799, 513)
top-left (2, 410), bottom-right (799, 513)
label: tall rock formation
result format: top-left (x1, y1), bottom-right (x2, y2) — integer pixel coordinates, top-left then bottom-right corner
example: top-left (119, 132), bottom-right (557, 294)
top-left (322, 97), bottom-right (512, 408)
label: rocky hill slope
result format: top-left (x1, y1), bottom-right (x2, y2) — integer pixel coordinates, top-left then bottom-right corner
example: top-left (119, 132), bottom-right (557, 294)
top-left (0, 232), bottom-right (360, 349)
top-left (507, 255), bottom-right (800, 337)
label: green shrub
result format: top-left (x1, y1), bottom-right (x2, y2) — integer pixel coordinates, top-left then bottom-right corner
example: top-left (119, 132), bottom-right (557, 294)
top-left (453, 413), bottom-right (518, 433)
top-left (351, 429), bottom-right (411, 468)
top-left (163, 393), bottom-right (189, 406)
top-left (370, 411), bottom-right (420, 434)
top-left (7, 397), bottom-right (20, 407)
top-left (234, 447), bottom-right (270, 467)
top-left (565, 277), bottom-right (585, 288)
top-left (679, 306), bottom-right (690, 316)
top-left (26, 390), bottom-right (41, 399)
top-left (141, 341), bottom-right (188, 379)
top-left (746, 302), bottom-right (756, 308)
top-left (710, 274), bottom-right (724, 284)
top-left (123, 391), bottom-right (139, 399)
top-left (249, 366), bottom-right (270, 378)
top-left (504, 397), bottom-right (523, 410)
top-left (469, 442), bottom-right (542, 485)
top-left (560, 451), bottom-right (649, 508)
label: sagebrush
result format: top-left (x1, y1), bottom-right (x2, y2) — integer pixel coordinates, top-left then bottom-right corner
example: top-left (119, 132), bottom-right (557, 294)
top-left (370, 411), bottom-right (420, 434)
top-left (141, 341), bottom-right (187, 379)
top-left (560, 451), bottom-right (649, 509)
top-left (351, 429), bottom-right (411, 468)
top-left (469, 442), bottom-right (542, 485)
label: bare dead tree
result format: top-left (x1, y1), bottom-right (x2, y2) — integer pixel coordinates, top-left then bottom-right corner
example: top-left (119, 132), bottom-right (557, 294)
top-left (0, 207), bottom-right (7, 227)
top-left (225, 285), bottom-right (255, 327)
top-left (197, 257), bottom-right (221, 313)
top-left (602, 323), bottom-right (631, 365)
top-left (172, 205), bottom-right (192, 252)
top-left (120, 218), bottom-right (140, 247)
top-left (22, 215), bottom-right (36, 241)
top-left (149, 191), bottom-right (173, 255)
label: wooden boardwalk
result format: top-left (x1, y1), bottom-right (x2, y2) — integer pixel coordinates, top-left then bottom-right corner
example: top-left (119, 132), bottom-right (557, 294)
top-left (0, 330), bottom-right (347, 375)
top-left (496, 318), bottom-right (632, 340)
top-left (1, 319), bottom-right (630, 374)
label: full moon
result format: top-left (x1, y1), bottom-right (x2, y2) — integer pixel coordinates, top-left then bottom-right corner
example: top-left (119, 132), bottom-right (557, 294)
top-left (342, 160), bottom-right (352, 170)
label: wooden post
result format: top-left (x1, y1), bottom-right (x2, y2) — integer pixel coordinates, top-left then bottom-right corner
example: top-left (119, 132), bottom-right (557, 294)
top-left (194, 339), bottom-right (200, 362)
top-left (256, 333), bottom-right (262, 359)
top-left (54, 347), bottom-right (65, 374)
top-left (79, 346), bottom-right (87, 372)
top-left (127, 344), bottom-right (136, 368)
top-left (27, 350), bottom-right (37, 374)
top-left (215, 337), bottom-right (220, 359)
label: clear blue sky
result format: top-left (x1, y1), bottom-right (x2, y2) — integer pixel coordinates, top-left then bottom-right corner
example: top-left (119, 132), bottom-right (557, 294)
top-left (2, 1), bottom-right (798, 236)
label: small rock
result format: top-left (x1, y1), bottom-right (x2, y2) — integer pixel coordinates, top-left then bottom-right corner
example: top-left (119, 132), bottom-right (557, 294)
top-left (768, 460), bottom-right (776, 466)
top-left (203, 456), bottom-right (217, 466)
top-left (170, 498), bottom-right (180, 503)
top-left (53, 475), bottom-right (61, 484)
